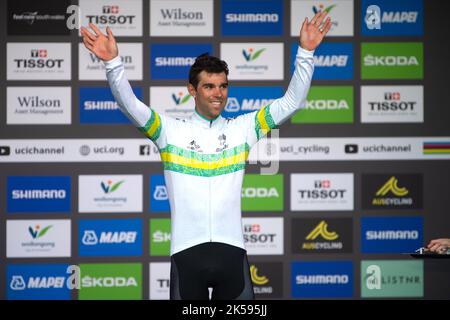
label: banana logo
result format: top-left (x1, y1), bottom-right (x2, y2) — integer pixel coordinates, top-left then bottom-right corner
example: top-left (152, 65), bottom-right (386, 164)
top-left (250, 265), bottom-right (269, 285)
top-left (376, 176), bottom-right (408, 197)
top-left (305, 220), bottom-right (338, 241)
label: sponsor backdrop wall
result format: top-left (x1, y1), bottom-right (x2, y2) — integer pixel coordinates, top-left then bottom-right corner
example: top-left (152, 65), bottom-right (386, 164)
top-left (1, 0), bottom-right (449, 300)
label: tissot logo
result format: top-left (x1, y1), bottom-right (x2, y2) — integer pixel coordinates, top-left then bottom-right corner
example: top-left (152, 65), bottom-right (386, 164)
top-left (362, 174), bottom-right (422, 210)
top-left (80, 0), bottom-right (142, 36)
top-left (7, 43), bottom-right (71, 80)
top-left (361, 85), bottom-right (423, 123)
top-left (292, 218), bottom-right (353, 253)
top-left (291, 174), bottom-right (354, 211)
top-left (15, 49), bottom-right (63, 68)
top-left (242, 218), bottom-right (283, 255)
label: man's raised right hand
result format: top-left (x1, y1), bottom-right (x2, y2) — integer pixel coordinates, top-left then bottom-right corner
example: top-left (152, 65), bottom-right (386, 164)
top-left (80, 23), bottom-right (118, 62)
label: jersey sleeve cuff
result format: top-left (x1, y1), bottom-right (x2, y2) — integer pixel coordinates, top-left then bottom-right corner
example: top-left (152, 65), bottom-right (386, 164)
top-left (103, 55), bottom-right (122, 70)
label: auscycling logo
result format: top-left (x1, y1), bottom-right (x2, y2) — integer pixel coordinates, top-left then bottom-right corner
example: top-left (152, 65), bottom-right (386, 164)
top-left (250, 265), bottom-right (269, 285)
top-left (242, 48), bottom-right (265, 62)
top-left (101, 180), bottom-right (125, 194)
top-left (29, 224), bottom-right (52, 239)
top-left (306, 221), bottom-right (338, 241)
top-left (172, 92), bottom-right (191, 105)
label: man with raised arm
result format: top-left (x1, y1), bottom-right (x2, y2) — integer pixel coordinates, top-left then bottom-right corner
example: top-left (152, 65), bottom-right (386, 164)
top-left (80, 12), bottom-right (331, 300)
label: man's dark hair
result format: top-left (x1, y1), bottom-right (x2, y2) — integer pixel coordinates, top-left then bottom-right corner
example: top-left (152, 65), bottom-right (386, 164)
top-left (189, 53), bottom-right (229, 89)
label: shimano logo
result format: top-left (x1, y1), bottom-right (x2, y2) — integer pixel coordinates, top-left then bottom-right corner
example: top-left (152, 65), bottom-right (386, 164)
top-left (155, 57), bottom-right (195, 67)
top-left (82, 276), bottom-right (138, 288)
top-left (314, 55), bottom-right (348, 67)
top-left (296, 274), bottom-right (349, 284)
top-left (364, 55), bottom-right (419, 66)
top-left (366, 230), bottom-right (419, 240)
top-left (225, 13), bottom-right (279, 23)
top-left (84, 101), bottom-right (119, 110)
top-left (12, 189), bottom-right (66, 200)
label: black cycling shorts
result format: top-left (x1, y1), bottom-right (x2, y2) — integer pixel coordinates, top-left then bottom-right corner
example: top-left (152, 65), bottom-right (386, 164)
top-left (170, 242), bottom-right (255, 300)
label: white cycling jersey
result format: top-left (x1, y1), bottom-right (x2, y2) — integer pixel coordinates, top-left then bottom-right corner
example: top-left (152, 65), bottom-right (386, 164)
top-left (105, 46), bottom-right (314, 255)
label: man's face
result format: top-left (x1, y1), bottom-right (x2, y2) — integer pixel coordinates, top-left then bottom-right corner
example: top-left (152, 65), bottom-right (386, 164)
top-left (188, 71), bottom-right (228, 119)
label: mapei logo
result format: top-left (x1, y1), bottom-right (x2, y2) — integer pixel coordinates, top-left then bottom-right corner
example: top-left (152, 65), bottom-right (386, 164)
top-left (361, 0), bottom-right (423, 36)
top-left (250, 265), bottom-right (268, 285)
top-left (78, 219), bottom-right (142, 257)
top-left (100, 180), bottom-right (125, 194)
top-left (28, 224), bottom-right (52, 239)
top-left (242, 48), bottom-right (265, 62)
top-left (82, 230), bottom-right (137, 245)
top-left (306, 221), bottom-right (338, 241)
top-left (172, 92), bottom-right (191, 105)
top-left (7, 264), bottom-right (72, 300)
top-left (222, 86), bottom-right (282, 118)
top-left (299, 43), bottom-right (353, 80)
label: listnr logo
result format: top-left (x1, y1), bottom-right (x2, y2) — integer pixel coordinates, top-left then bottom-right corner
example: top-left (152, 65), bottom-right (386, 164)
top-left (28, 224), bottom-right (52, 239)
top-left (100, 180), bottom-right (125, 194)
top-left (242, 48), bottom-right (265, 62)
top-left (172, 92), bottom-right (191, 105)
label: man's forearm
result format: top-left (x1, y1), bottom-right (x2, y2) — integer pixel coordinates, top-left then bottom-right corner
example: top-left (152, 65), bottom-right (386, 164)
top-left (104, 56), bottom-right (151, 127)
top-left (269, 46), bottom-right (315, 125)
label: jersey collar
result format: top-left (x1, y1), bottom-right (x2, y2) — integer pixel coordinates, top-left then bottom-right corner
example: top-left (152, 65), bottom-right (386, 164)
top-left (192, 107), bottom-right (222, 128)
